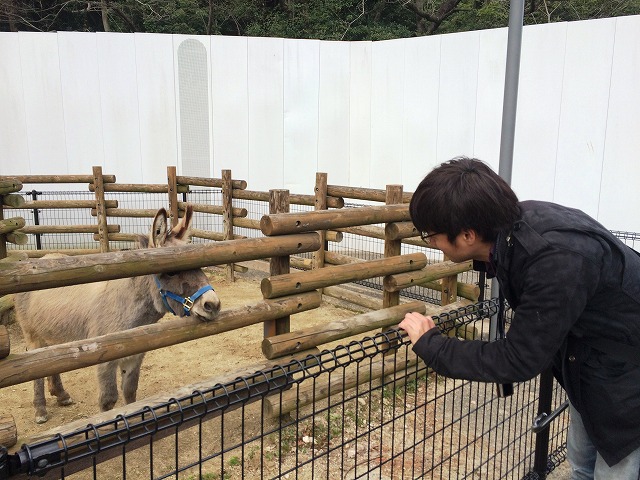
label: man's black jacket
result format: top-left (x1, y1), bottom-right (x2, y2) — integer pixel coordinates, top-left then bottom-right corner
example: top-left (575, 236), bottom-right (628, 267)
top-left (412, 200), bottom-right (640, 466)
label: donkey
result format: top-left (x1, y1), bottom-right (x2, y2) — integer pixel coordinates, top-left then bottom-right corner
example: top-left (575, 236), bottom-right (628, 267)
top-left (14, 205), bottom-right (221, 423)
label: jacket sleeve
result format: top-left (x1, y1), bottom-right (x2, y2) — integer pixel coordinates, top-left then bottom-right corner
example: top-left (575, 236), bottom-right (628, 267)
top-left (412, 246), bottom-right (602, 383)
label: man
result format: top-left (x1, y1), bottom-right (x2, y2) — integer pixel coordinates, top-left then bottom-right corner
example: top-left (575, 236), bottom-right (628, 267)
top-left (399, 157), bottom-right (640, 479)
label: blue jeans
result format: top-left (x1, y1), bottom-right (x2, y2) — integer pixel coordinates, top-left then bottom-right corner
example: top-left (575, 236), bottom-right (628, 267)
top-left (568, 403), bottom-right (640, 480)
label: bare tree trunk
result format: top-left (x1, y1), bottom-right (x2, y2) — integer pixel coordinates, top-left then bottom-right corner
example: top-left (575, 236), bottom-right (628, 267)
top-left (1, 0), bottom-right (19, 32)
top-left (101, 0), bottom-right (111, 31)
top-left (207, 0), bottom-right (213, 35)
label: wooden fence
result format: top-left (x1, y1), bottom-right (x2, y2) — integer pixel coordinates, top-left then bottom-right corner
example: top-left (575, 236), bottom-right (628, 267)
top-left (0, 166), bottom-right (478, 451)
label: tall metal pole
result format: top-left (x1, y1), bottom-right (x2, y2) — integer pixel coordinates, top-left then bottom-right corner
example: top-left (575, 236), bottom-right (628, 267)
top-left (490, 0), bottom-right (525, 335)
top-left (490, 0), bottom-right (525, 400)
top-left (497, 0), bottom-right (525, 183)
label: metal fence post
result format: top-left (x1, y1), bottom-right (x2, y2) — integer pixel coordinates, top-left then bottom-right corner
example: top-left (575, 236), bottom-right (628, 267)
top-left (31, 190), bottom-right (42, 250)
top-left (533, 368), bottom-right (554, 478)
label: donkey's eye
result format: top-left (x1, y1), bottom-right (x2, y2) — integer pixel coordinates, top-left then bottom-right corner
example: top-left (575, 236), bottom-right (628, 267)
top-left (165, 271), bottom-right (178, 277)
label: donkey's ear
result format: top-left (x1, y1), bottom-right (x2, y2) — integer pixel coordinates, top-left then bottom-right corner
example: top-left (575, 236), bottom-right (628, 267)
top-left (150, 208), bottom-right (169, 247)
top-left (171, 204), bottom-right (193, 241)
top-left (137, 234), bottom-right (149, 249)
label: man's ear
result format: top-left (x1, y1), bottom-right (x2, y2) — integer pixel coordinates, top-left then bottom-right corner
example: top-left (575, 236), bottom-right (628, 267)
top-left (461, 229), bottom-right (479, 245)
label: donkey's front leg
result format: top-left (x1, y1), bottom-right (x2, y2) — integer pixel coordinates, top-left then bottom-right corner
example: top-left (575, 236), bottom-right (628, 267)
top-left (97, 361), bottom-right (120, 411)
top-left (120, 354), bottom-right (145, 404)
top-left (33, 377), bottom-right (48, 424)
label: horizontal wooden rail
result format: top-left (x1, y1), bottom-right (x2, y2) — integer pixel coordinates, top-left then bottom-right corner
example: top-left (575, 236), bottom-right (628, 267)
top-left (91, 208), bottom-right (168, 218)
top-left (385, 221), bottom-right (419, 240)
top-left (337, 223), bottom-right (438, 250)
top-left (324, 251), bottom-right (364, 265)
top-left (233, 189), bottom-right (344, 209)
top-left (232, 217), bottom-right (261, 230)
top-left (0, 232), bottom-right (321, 295)
top-left (11, 200), bottom-right (118, 210)
top-left (260, 204), bottom-right (410, 236)
top-left (384, 260), bottom-right (473, 292)
top-left (6, 232), bottom-right (27, 245)
top-left (0, 179), bottom-right (22, 195)
top-left (0, 174), bottom-right (115, 184)
top-left (262, 301), bottom-right (425, 359)
top-left (93, 233), bottom-right (138, 242)
top-left (262, 299), bottom-right (472, 359)
top-left (326, 185), bottom-right (413, 203)
top-left (21, 224), bottom-right (120, 234)
top-left (2, 194), bottom-right (25, 208)
top-left (0, 291), bottom-right (321, 389)
top-left (0, 218), bottom-right (25, 235)
top-left (20, 248), bottom-right (103, 257)
top-left (176, 175), bottom-right (247, 190)
top-left (335, 225), bottom-right (386, 240)
top-left (422, 280), bottom-right (480, 302)
top-left (177, 201), bottom-right (247, 218)
top-left (261, 252), bottom-right (426, 299)
top-left (89, 183), bottom-right (188, 193)
top-left (189, 228), bottom-right (246, 241)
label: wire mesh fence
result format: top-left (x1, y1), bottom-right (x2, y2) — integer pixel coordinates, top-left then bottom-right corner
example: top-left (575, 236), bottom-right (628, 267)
top-left (3, 302), bottom-right (569, 479)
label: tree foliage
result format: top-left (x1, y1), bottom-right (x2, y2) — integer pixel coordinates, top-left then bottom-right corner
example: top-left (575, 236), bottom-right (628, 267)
top-left (1, 0), bottom-right (639, 37)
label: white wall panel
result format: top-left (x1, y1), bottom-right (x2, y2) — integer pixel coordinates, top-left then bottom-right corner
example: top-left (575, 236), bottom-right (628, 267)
top-left (96, 32), bottom-right (142, 182)
top-left (349, 41), bottom-right (372, 188)
top-left (0, 33), bottom-right (29, 174)
top-left (211, 35), bottom-right (249, 181)
top-left (19, 32), bottom-right (67, 175)
top-left (511, 22), bottom-right (567, 202)
top-left (473, 27), bottom-right (507, 169)
top-left (598, 16), bottom-right (640, 232)
top-left (247, 37), bottom-right (284, 192)
top-left (553, 19), bottom-right (616, 217)
top-left (135, 33), bottom-right (177, 184)
top-left (318, 41), bottom-right (351, 187)
top-left (1, 16), bottom-right (639, 232)
top-left (370, 38), bottom-right (406, 188)
top-left (437, 31), bottom-right (480, 162)
top-left (57, 32), bottom-right (104, 175)
top-left (283, 39), bottom-right (319, 193)
top-left (402, 35), bottom-right (441, 191)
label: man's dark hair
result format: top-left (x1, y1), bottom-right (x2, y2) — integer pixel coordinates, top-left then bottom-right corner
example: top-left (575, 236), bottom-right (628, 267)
top-left (410, 157), bottom-right (520, 243)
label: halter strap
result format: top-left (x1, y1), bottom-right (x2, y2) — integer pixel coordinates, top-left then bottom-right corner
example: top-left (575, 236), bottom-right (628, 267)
top-left (154, 276), bottom-right (214, 316)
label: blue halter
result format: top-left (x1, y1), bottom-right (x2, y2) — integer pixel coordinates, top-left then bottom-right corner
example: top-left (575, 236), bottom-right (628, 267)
top-left (154, 276), bottom-right (215, 316)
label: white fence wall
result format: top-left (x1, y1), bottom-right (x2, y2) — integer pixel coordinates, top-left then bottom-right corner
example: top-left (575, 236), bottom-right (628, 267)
top-left (0, 16), bottom-right (639, 231)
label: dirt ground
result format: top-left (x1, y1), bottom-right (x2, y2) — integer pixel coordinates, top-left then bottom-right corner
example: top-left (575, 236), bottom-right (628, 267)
top-left (1, 264), bottom-right (365, 454)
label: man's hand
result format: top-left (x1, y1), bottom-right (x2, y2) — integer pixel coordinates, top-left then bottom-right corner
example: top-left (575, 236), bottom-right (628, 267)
top-left (399, 312), bottom-right (438, 345)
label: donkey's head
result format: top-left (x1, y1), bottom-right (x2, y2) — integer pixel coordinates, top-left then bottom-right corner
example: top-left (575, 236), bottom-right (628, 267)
top-left (144, 205), bottom-right (221, 321)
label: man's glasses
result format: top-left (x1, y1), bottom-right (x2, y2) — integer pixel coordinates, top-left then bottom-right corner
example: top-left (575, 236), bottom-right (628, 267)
top-left (420, 231), bottom-right (440, 245)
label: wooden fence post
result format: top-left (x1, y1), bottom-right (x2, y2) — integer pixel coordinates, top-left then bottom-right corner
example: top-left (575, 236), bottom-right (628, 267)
top-left (312, 173), bottom-right (328, 274)
top-left (92, 166), bottom-right (110, 253)
top-left (222, 169), bottom-right (234, 281)
top-left (167, 166), bottom-right (179, 227)
top-left (383, 185), bottom-right (403, 309)
top-left (264, 190), bottom-right (291, 339)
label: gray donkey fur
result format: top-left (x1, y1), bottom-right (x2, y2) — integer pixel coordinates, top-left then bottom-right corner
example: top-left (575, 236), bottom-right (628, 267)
top-left (14, 205), bottom-right (221, 423)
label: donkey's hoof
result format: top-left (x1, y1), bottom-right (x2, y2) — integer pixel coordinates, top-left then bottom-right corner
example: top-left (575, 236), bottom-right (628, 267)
top-left (35, 414), bottom-right (49, 424)
top-left (100, 401), bottom-right (117, 412)
top-left (58, 397), bottom-right (74, 406)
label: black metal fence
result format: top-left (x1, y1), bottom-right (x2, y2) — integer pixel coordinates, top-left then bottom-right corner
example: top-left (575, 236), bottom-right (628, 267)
top-left (1, 302), bottom-right (569, 479)
top-left (9, 190), bottom-right (638, 479)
